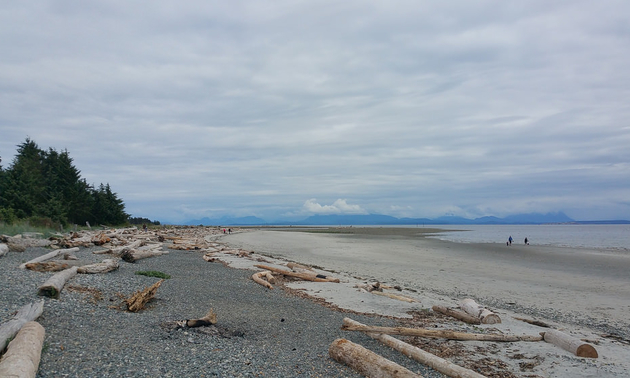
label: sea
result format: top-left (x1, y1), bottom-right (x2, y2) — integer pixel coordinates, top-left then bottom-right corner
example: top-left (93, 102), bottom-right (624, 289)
top-left (424, 224), bottom-right (630, 251)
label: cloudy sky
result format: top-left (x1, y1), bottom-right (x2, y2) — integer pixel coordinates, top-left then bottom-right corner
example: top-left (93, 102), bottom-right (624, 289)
top-left (1, 1), bottom-right (629, 223)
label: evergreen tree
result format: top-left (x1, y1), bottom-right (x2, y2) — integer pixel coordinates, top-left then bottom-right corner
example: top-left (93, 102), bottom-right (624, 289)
top-left (1, 138), bottom-right (46, 219)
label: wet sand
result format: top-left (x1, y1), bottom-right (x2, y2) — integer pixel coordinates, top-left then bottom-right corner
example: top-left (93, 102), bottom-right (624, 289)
top-left (226, 227), bottom-right (630, 334)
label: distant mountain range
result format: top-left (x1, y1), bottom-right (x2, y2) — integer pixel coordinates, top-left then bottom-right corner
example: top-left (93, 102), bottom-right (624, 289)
top-left (180, 211), bottom-right (629, 226)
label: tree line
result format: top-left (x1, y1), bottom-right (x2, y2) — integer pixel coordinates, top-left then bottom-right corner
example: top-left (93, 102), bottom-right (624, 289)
top-left (0, 138), bottom-right (129, 227)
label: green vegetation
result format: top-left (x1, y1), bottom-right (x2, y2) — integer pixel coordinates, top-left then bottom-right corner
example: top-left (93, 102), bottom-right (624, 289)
top-left (0, 138), bottom-right (129, 228)
top-left (135, 270), bottom-right (171, 279)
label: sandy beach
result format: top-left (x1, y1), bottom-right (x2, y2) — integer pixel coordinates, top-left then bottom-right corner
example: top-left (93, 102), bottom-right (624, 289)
top-left (2, 226), bottom-right (629, 377)
top-left (221, 227), bottom-right (630, 377)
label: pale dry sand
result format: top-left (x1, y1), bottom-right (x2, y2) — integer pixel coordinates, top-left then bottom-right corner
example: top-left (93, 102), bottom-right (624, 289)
top-left (216, 227), bottom-right (630, 377)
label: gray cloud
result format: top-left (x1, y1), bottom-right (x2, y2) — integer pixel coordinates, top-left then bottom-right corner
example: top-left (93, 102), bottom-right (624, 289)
top-left (1, 1), bottom-right (629, 222)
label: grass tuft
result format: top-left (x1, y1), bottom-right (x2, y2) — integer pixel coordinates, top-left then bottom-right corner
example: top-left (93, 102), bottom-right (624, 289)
top-left (135, 270), bottom-right (171, 279)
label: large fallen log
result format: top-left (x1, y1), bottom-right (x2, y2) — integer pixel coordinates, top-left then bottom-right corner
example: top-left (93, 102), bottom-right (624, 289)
top-left (459, 299), bottom-right (501, 324)
top-left (120, 247), bottom-right (168, 263)
top-left (252, 271), bottom-right (275, 290)
top-left (38, 266), bottom-right (78, 299)
top-left (341, 320), bottom-right (542, 342)
top-left (77, 259), bottom-right (119, 274)
top-left (0, 243), bottom-right (8, 257)
top-left (542, 329), bottom-right (598, 358)
top-left (25, 260), bottom-right (84, 272)
top-left (432, 305), bottom-right (481, 325)
top-left (254, 264), bottom-right (340, 283)
top-left (93, 240), bottom-right (143, 255)
top-left (329, 338), bottom-right (421, 378)
top-left (125, 279), bottom-right (164, 312)
top-left (0, 301), bottom-right (44, 352)
top-left (344, 318), bottom-right (487, 378)
top-left (0, 321), bottom-right (45, 378)
top-left (18, 247), bottom-right (80, 269)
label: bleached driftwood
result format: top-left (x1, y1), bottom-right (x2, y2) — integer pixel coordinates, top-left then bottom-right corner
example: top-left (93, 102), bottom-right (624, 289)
top-left (77, 259), bottom-right (119, 274)
top-left (25, 260), bottom-right (84, 272)
top-left (459, 298), bottom-right (501, 324)
top-left (18, 247), bottom-right (80, 269)
top-left (341, 319), bottom-right (542, 342)
top-left (177, 309), bottom-right (218, 328)
top-left (252, 271), bottom-right (275, 290)
top-left (38, 266), bottom-right (78, 299)
top-left (0, 300), bottom-right (44, 352)
top-left (125, 279), bottom-right (164, 312)
top-left (542, 329), bottom-right (598, 358)
top-left (514, 317), bottom-right (550, 328)
top-left (94, 240), bottom-right (143, 255)
top-left (287, 262), bottom-right (313, 271)
top-left (120, 246), bottom-right (168, 263)
top-left (254, 264), bottom-right (340, 283)
top-left (329, 338), bottom-right (420, 378)
top-left (344, 318), bottom-right (486, 378)
top-left (0, 243), bottom-right (8, 257)
top-left (0, 321), bottom-right (45, 378)
top-left (371, 291), bottom-right (416, 303)
top-left (432, 305), bottom-right (481, 325)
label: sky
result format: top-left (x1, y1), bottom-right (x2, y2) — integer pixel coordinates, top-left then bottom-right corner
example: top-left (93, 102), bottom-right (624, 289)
top-left (1, 1), bottom-right (629, 223)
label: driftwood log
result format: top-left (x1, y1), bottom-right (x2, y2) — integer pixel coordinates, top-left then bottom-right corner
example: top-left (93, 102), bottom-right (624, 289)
top-left (77, 259), bottom-right (119, 274)
top-left (121, 247), bottom-right (168, 263)
top-left (0, 301), bottom-right (44, 352)
top-left (254, 264), bottom-right (340, 283)
top-left (329, 338), bottom-right (421, 378)
top-left (371, 291), bottom-right (416, 303)
top-left (344, 318), bottom-right (486, 378)
top-left (19, 247), bottom-right (80, 269)
top-left (341, 319), bottom-right (542, 342)
top-left (0, 243), bottom-right (8, 257)
top-left (459, 299), bottom-right (501, 324)
top-left (542, 329), bottom-right (598, 358)
top-left (514, 317), bottom-right (550, 328)
top-left (0, 321), bottom-right (45, 378)
top-left (25, 260), bottom-right (84, 272)
top-left (94, 240), bottom-right (143, 255)
top-left (38, 266), bottom-right (78, 299)
top-left (125, 279), bottom-right (164, 312)
top-left (252, 271), bottom-right (275, 290)
top-left (432, 305), bottom-right (481, 325)
top-left (178, 309), bottom-right (218, 328)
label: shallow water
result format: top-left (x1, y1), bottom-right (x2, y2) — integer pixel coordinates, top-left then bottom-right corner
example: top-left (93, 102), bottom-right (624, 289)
top-left (426, 224), bottom-right (630, 251)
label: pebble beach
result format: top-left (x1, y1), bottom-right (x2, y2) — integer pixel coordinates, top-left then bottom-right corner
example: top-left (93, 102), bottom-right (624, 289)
top-left (1, 226), bottom-right (629, 377)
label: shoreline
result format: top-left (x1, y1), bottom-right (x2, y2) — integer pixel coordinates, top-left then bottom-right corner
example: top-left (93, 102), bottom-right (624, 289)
top-left (224, 228), bottom-right (630, 338)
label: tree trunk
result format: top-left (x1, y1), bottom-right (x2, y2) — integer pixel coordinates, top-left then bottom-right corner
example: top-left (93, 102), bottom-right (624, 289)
top-left (19, 247), bottom-right (80, 269)
top-left (0, 301), bottom-right (44, 352)
top-left (38, 266), bottom-right (78, 299)
top-left (459, 299), bottom-right (501, 324)
top-left (432, 306), bottom-right (481, 325)
top-left (542, 329), bottom-right (598, 358)
top-left (341, 318), bottom-right (542, 342)
top-left (344, 318), bottom-right (487, 378)
top-left (94, 240), bottom-right (143, 255)
top-left (329, 338), bottom-right (421, 378)
top-left (77, 259), bottom-right (119, 274)
top-left (254, 264), bottom-right (340, 283)
top-left (0, 321), bottom-right (45, 378)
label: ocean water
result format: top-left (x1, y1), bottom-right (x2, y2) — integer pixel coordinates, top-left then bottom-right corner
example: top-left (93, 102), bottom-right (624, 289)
top-left (425, 224), bottom-right (630, 251)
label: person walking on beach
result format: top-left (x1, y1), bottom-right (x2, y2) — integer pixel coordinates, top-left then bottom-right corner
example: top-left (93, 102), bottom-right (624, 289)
top-left (524, 237), bottom-right (529, 245)
top-left (508, 235), bottom-right (513, 245)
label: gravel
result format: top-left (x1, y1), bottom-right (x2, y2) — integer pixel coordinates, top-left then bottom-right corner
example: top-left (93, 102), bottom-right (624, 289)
top-left (1, 245), bottom-right (445, 377)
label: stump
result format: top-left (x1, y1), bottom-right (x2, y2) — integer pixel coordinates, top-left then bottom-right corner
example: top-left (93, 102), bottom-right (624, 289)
top-left (125, 279), bottom-right (164, 312)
